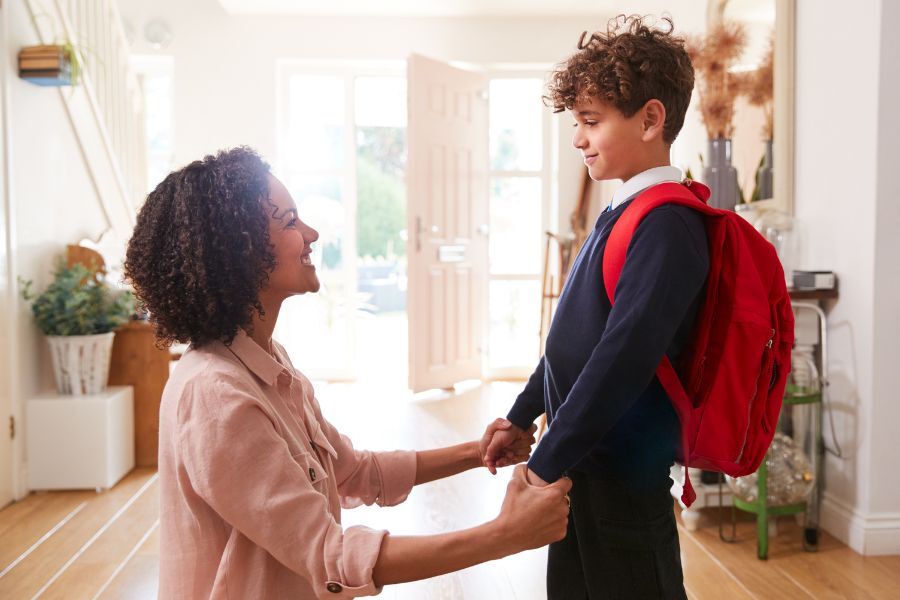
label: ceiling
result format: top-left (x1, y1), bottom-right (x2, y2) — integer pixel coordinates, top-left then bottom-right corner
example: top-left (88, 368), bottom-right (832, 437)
top-left (215, 0), bottom-right (680, 18)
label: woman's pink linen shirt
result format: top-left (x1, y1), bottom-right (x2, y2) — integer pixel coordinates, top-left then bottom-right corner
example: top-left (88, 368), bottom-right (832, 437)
top-left (157, 331), bottom-right (416, 598)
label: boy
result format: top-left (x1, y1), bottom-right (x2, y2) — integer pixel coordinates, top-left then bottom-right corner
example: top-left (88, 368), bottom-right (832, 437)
top-left (483, 15), bottom-right (706, 599)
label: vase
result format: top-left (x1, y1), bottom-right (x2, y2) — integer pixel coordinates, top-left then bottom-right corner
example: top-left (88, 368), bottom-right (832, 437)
top-left (755, 210), bottom-right (800, 287)
top-left (757, 139), bottom-right (774, 200)
top-left (703, 137), bottom-right (739, 211)
top-left (46, 332), bottom-right (115, 395)
top-left (735, 202), bottom-right (761, 227)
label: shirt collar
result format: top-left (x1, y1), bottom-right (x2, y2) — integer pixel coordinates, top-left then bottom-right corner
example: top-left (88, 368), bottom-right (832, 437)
top-left (224, 329), bottom-right (286, 386)
top-left (610, 165), bottom-right (683, 211)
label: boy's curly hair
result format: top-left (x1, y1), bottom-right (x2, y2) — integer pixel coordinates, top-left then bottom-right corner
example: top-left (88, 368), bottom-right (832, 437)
top-left (124, 147), bottom-right (276, 347)
top-left (546, 14), bottom-right (694, 143)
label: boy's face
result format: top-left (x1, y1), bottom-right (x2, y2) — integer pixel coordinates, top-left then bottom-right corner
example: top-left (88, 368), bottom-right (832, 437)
top-left (571, 96), bottom-right (649, 183)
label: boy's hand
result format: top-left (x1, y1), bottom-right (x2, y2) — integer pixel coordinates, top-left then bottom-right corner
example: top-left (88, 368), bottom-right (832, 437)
top-left (480, 419), bottom-right (537, 474)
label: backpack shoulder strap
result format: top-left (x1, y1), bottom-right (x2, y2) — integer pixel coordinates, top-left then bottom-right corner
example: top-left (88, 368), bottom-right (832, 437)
top-left (602, 181), bottom-right (713, 304)
top-left (600, 180), bottom-right (713, 508)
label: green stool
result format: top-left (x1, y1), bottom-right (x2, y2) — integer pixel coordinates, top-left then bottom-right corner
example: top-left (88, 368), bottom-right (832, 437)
top-left (719, 301), bottom-right (831, 559)
top-left (722, 391), bottom-right (821, 558)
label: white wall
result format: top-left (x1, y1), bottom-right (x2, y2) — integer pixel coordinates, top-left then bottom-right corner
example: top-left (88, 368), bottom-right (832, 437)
top-left (117, 0), bottom-right (708, 230)
top-left (4, 0), bottom-right (115, 498)
top-left (795, 0), bottom-right (900, 555)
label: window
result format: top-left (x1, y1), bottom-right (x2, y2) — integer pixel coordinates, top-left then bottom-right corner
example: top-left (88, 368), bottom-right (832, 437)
top-left (276, 64), bottom-right (407, 381)
top-left (487, 77), bottom-right (554, 375)
top-left (131, 55), bottom-right (175, 191)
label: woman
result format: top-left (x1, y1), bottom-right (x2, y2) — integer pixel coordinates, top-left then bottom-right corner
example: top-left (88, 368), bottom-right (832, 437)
top-left (124, 147), bottom-right (571, 599)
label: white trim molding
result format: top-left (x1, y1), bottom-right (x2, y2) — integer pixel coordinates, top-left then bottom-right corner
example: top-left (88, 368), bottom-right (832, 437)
top-left (821, 492), bottom-right (900, 556)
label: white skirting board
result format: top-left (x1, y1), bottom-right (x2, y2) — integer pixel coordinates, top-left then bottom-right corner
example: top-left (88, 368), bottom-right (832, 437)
top-left (821, 492), bottom-right (900, 556)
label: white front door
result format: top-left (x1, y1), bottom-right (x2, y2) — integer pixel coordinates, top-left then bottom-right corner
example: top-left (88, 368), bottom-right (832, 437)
top-left (406, 55), bottom-right (489, 392)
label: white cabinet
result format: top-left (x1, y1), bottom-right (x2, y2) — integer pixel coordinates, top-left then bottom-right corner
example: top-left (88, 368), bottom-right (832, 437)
top-left (26, 386), bottom-right (135, 491)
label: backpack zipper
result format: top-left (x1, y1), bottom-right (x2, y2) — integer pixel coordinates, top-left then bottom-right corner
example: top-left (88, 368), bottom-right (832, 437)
top-left (736, 329), bottom-right (776, 462)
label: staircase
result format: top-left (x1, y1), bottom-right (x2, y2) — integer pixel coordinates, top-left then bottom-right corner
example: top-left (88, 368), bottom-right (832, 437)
top-left (25, 0), bottom-right (147, 238)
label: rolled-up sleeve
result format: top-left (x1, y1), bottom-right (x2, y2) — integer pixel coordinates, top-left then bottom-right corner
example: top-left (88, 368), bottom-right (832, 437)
top-left (310, 397), bottom-right (417, 509)
top-left (177, 380), bottom-right (387, 598)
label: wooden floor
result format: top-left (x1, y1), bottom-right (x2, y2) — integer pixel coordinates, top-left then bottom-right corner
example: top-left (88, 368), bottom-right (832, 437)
top-left (2, 381), bottom-right (898, 599)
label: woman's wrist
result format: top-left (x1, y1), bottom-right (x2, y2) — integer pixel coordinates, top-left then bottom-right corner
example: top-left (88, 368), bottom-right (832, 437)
top-left (414, 442), bottom-right (487, 485)
top-left (463, 442), bottom-right (484, 469)
top-left (484, 515), bottom-right (525, 560)
top-left (481, 517), bottom-right (517, 559)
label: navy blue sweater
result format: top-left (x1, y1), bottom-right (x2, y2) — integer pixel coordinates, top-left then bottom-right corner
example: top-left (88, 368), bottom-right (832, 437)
top-left (508, 197), bottom-right (709, 486)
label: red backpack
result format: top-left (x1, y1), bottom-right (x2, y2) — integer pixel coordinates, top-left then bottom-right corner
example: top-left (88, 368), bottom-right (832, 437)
top-left (602, 180), bottom-right (795, 507)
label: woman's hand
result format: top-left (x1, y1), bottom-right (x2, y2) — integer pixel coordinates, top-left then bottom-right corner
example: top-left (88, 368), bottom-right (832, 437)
top-left (479, 419), bottom-right (538, 474)
top-left (494, 464), bottom-right (572, 552)
top-left (373, 463), bottom-right (571, 585)
top-left (413, 422), bottom-right (536, 486)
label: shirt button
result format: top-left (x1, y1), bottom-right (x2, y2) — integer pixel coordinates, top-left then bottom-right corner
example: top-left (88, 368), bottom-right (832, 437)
top-left (309, 467), bottom-right (317, 481)
top-left (326, 582), bottom-right (343, 593)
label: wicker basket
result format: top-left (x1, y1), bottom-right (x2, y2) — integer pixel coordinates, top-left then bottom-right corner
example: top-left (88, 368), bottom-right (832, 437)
top-left (46, 332), bottom-right (115, 395)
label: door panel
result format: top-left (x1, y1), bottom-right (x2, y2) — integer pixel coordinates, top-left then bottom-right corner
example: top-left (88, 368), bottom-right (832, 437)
top-left (407, 55), bottom-right (488, 392)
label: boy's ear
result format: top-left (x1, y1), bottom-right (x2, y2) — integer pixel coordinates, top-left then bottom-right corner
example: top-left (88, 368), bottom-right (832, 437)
top-left (640, 99), bottom-right (667, 142)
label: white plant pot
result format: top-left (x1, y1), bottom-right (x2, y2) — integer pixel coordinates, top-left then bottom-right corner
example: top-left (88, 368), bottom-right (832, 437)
top-left (46, 332), bottom-right (115, 395)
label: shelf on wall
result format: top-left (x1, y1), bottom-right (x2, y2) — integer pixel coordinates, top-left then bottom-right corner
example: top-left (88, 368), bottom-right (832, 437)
top-left (788, 288), bottom-right (838, 301)
top-left (18, 44), bottom-right (74, 87)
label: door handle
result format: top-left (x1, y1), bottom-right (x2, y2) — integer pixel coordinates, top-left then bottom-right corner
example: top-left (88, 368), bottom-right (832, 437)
top-left (416, 216), bottom-right (423, 252)
top-left (416, 217), bottom-right (442, 252)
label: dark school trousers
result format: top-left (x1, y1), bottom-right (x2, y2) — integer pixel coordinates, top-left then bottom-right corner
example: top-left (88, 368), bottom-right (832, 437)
top-left (547, 469), bottom-right (687, 600)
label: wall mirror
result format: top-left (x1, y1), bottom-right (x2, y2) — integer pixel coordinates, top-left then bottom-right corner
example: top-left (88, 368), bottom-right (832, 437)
top-left (705, 0), bottom-right (794, 215)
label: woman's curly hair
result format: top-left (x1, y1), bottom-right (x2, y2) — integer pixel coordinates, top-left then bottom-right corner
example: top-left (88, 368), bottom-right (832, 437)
top-left (124, 147), bottom-right (276, 347)
top-left (545, 14), bottom-right (694, 144)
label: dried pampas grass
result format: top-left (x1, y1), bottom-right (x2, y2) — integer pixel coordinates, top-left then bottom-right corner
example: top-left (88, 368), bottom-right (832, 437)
top-left (738, 35), bottom-right (775, 139)
top-left (687, 22), bottom-right (748, 139)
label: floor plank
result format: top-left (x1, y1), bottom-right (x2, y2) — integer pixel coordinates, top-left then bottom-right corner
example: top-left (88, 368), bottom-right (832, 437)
top-left (95, 523), bottom-right (160, 600)
top-left (683, 514), bottom-right (813, 599)
top-left (676, 523), bottom-right (755, 600)
top-left (37, 475), bottom-right (159, 598)
top-left (0, 469), bottom-right (156, 599)
top-left (2, 382), bottom-right (898, 599)
top-left (771, 538), bottom-right (900, 600)
top-left (0, 490), bottom-right (94, 574)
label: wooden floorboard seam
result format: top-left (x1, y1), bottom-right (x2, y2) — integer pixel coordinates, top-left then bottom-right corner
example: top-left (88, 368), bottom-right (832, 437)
top-left (30, 474), bottom-right (159, 600)
top-left (684, 583), bottom-right (697, 599)
top-left (773, 564), bottom-right (817, 599)
top-left (0, 501), bottom-right (89, 579)
top-left (92, 518), bottom-right (160, 600)
top-left (677, 523), bottom-right (760, 600)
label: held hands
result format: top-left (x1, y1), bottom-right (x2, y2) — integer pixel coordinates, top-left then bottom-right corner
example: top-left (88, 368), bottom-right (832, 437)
top-left (480, 419), bottom-right (537, 475)
top-left (496, 464), bottom-right (572, 551)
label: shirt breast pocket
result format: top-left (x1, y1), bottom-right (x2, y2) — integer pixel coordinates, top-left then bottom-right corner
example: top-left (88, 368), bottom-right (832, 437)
top-left (292, 450), bottom-right (330, 494)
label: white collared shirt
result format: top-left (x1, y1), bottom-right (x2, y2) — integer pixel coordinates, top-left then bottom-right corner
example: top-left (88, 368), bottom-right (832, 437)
top-left (610, 165), bottom-right (684, 211)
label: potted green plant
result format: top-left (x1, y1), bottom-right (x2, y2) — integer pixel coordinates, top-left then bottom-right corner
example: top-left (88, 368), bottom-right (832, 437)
top-left (20, 261), bottom-right (135, 395)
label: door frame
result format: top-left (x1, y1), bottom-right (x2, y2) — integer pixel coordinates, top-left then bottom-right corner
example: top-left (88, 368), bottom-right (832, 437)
top-left (0, 0), bottom-right (23, 505)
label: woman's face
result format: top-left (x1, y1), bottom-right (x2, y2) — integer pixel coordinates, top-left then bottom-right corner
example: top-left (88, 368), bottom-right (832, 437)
top-left (262, 174), bottom-right (320, 299)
